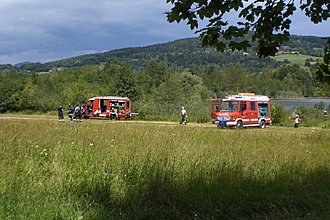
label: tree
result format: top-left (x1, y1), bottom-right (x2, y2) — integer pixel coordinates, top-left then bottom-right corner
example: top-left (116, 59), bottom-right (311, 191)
top-left (0, 71), bottom-right (24, 112)
top-left (166, 0), bottom-right (329, 57)
top-left (102, 60), bottom-right (138, 99)
top-left (316, 38), bottom-right (330, 84)
top-left (153, 74), bottom-right (184, 109)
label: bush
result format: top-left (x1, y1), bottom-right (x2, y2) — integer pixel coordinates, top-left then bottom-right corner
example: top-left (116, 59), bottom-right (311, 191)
top-left (271, 104), bottom-right (289, 126)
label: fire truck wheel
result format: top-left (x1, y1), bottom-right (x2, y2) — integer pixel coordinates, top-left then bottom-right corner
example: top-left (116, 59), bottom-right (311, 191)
top-left (260, 120), bottom-right (266, 129)
top-left (236, 120), bottom-right (243, 129)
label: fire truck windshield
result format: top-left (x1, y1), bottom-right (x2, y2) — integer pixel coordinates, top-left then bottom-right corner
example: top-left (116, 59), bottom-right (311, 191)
top-left (220, 101), bottom-right (238, 112)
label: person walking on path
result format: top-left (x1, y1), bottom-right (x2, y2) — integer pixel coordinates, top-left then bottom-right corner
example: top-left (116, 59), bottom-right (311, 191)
top-left (180, 106), bottom-right (187, 125)
top-left (57, 106), bottom-right (64, 121)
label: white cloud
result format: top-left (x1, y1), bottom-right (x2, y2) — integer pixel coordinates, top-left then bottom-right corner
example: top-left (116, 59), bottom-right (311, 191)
top-left (0, 0), bottom-right (192, 64)
top-left (290, 10), bottom-right (330, 37)
top-left (0, 0), bottom-right (328, 64)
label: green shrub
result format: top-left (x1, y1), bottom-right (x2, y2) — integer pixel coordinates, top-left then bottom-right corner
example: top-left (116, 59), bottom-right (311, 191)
top-left (271, 104), bottom-right (289, 126)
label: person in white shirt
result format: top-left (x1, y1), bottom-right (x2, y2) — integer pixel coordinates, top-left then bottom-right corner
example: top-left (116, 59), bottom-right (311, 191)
top-left (294, 114), bottom-right (300, 128)
top-left (324, 110), bottom-right (328, 122)
top-left (180, 106), bottom-right (187, 125)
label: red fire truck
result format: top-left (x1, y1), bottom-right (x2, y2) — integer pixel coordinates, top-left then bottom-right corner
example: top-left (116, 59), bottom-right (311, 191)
top-left (211, 93), bottom-right (271, 128)
top-left (83, 96), bottom-right (131, 119)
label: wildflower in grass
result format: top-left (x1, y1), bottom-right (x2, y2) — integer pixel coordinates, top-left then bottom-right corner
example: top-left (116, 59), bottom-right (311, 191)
top-left (41, 148), bottom-right (48, 156)
top-left (90, 143), bottom-right (94, 146)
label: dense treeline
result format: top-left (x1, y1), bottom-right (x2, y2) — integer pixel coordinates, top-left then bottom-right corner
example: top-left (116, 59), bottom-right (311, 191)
top-left (1, 59), bottom-right (329, 123)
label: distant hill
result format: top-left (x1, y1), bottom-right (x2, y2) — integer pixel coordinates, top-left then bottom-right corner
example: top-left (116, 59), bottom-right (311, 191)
top-left (14, 62), bottom-right (32, 68)
top-left (0, 64), bottom-right (14, 71)
top-left (15, 35), bottom-right (328, 73)
top-left (279, 35), bottom-right (326, 57)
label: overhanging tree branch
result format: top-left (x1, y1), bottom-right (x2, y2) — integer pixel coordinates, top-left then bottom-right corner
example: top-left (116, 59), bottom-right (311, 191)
top-left (166, 0), bottom-right (329, 58)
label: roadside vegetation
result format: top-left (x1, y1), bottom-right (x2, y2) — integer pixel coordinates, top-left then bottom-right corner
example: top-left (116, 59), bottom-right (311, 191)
top-left (0, 118), bottom-right (329, 219)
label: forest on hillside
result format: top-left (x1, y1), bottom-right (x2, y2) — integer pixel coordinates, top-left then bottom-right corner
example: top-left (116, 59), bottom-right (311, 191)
top-left (0, 35), bottom-right (327, 73)
top-left (1, 58), bottom-right (329, 122)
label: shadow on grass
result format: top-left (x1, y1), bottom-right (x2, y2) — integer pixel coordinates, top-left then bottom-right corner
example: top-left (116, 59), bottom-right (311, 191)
top-left (72, 163), bottom-right (330, 219)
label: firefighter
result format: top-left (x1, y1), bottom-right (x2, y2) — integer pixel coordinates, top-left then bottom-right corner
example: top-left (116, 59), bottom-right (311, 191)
top-left (68, 104), bottom-right (74, 122)
top-left (110, 104), bottom-right (118, 120)
top-left (74, 104), bottom-right (82, 121)
top-left (180, 106), bottom-right (187, 125)
top-left (258, 109), bottom-right (265, 118)
top-left (294, 114), bottom-right (300, 128)
top-left (324, 110), bottom-right (328, 122)
top-left (57, 105), bottom-right (64, 121)
top-left (81, 103), bottom-right (87, 119)
top-left (88, 101), bottom-right (93, 114)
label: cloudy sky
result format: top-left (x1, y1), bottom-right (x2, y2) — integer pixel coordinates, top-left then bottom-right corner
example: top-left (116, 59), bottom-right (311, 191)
top-left (0, 0), bottom-right (329, 65)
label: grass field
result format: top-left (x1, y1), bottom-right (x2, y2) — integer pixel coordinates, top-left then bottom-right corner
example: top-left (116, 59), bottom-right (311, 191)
top-left (273, 54), bottom-right (321, 65)
top-left (1, 116), bottom-right (330, 219)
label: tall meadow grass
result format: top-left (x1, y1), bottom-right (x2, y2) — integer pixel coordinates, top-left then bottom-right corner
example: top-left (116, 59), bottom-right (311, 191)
top-left (0, 118), bottom-right (329, 219)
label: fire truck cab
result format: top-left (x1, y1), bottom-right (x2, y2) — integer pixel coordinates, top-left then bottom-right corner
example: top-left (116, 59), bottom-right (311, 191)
top-left (211, 93), bottom-right (271, 128)
top-left (83, 96), bottom-right (131, 119)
